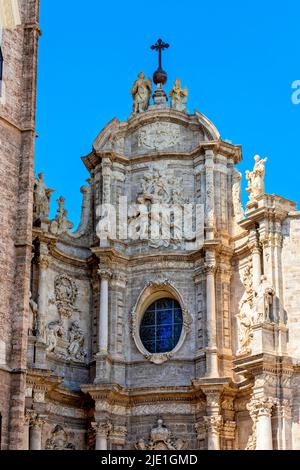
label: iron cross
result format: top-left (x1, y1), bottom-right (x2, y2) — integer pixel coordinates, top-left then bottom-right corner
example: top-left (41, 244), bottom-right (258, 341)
top-left (151, 39), bottom-right (169, 70)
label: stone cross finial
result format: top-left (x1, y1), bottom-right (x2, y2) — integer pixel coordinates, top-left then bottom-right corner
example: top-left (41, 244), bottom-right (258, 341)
top-left (151, 39), bottom-right (170, 72)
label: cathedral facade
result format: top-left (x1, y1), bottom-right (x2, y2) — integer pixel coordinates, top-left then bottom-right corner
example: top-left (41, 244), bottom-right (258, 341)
top-left (1, 1), bottom-right (300, 451)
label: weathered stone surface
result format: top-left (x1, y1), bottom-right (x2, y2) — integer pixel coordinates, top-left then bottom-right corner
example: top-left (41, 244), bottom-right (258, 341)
top-left (1, 1), bottom-right (300, 450)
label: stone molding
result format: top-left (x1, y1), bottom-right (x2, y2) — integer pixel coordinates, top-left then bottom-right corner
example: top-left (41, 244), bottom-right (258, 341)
top-left (222, 421), bottom-right (236, 440)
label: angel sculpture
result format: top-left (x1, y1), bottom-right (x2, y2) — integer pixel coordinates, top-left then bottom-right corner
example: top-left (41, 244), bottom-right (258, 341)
top-left (169, 78), bottom-right (188, 112)
top-left (131, 72), bottom-right (152, 114)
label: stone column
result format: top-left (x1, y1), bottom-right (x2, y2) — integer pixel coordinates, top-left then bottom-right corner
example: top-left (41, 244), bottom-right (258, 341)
top-left (205, 149), bottom-right (215, 241)
top-left (97, 268), bottom-right (112, 354)
top-left (247, 398), bottom-right (274, 450)
top-left (204, 416), bottom-right (222, 450)
top-left (24, 410), bottom-right (32, 450)
top-left (29, 415), bottom-right (46, 451)
top-left (205, 251), bottom-right (218, 377)
top-left (102, 159), bottom-right (112, 205)
top-left (279, 400), bottom-right (292, 450)
top-left (92, 422), bottom-right (112, 450)
top-left (203, 388), bottom-right (223, 450)
top-left (250, 230), bottom-right (262, 292)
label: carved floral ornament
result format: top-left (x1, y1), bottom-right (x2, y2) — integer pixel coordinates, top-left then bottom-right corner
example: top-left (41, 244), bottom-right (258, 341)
top-left (131, 279), bottom-right (192, 365)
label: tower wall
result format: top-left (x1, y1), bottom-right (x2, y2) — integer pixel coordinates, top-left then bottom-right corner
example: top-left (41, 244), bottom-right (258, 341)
top-left (0, 0), bottom-right (40, 449)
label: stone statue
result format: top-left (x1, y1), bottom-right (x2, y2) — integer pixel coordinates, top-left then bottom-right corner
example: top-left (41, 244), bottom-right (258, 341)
top-left (29, 291), bottom-right (38, 336)
top-left (33, 173), bottom-right (54, 221)
top-left (67, 321), bottom-right (86, 361)
top-left (246, 155), bottom-right (268, 204)
top-left (169, 79), bottom-right (188, 112)
top-left (45, 425), bottom-right (75, 450)
top-left (50, 196), bottom-right (74, 236)
top-left (236, 265), bottom-right (254, 355)
top-left (232, 169), bottom-right (244, 220)
top-left (135, 418), bottom-right (186, 450)
top-left (252, 276), bottom-right (275, 324)
top-left (135, 439), bottom-right (147, 450)
top-left (46, 320), bottom-right (64, 353)
top-left (129, 167), bottom-right (189, 249)
top-left (236, 293), bottom-right (253, 355)
top-left (131, 72), bottom-right (152, 114)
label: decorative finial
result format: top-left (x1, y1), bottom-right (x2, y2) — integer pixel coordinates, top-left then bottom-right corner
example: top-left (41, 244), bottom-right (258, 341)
top-left (150, 39), bottom-right (169, 106)
top-left (151, 38), bottom-right (170, 85)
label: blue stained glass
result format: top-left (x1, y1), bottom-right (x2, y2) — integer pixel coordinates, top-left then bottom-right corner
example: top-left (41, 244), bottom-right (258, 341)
top-left (139, 298), bottom-right (183, 354)
top-left (159, 309), bottom-right (173, 324)
top-left (157, 324), bottom-right (172, 339)
top-left (140, 326), bottom-right (155, 341)
top-left (143, 341), bottom-right (156, 353)
top-left (141, 311), bottom-right (155, 326)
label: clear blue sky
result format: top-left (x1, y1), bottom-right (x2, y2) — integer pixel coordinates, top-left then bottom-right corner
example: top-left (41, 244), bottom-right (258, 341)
top-left (35, 0), bottom-right (300, 228)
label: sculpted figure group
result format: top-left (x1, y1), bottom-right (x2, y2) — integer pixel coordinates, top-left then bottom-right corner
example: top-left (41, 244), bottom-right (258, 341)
top-left (236, 269), bottom-right (275, 355)
top-left (131, 73), bottom-right (188, 114)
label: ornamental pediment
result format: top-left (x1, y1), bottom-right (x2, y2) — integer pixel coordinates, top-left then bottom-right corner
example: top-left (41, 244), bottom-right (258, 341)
top-left (92, 110), bottom-right (220, 158)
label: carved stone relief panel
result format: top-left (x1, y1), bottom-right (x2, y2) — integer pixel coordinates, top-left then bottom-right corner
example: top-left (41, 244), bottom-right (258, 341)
top-left (137, 123), bottom-right (181, 151)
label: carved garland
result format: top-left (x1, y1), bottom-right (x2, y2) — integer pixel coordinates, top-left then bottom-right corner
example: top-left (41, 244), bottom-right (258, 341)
top-left (131, 279), bottom-right (192, 365)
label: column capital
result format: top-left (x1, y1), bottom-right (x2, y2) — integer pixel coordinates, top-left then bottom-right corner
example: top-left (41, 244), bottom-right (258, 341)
top-left (91, 421), bottom-right (112, 437)
top-left (98, 267), bottom-right (113, 280)
top-left (205, 149), bottom-right (215, 159)
top-left (30, 413), bottom-right (47, 428)
top-left (247, 397), bottom-right (275, 418)
top-left (38, 255), bottom-right (50, 270)
top-left (25, 409), bottom-right (35, 425)
top-left (203, 415), bottom-right (223, 434)
top-left (204, 263), bottom-right (217, 275)
top-left (279, 399), bottom-right (292, 419)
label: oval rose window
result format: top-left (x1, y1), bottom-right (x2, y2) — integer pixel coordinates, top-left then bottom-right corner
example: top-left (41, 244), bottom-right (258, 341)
top-left (139, 298), bottom-right (183, 354)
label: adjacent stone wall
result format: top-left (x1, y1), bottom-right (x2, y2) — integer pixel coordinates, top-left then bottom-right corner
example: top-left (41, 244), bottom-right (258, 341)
top-left (282, 215), bottom-right (300, 359)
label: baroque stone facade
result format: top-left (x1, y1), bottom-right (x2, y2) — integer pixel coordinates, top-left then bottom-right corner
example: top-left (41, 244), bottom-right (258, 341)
top-left (1, 2), bottom-right (300, 451)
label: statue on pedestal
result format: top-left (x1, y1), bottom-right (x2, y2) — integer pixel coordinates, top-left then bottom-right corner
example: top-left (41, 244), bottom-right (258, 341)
top-left (131, 72), bottom-right (152, 114)
top-left (169, 79), bottom-right (188, 112)
top-left (252, 276), bottom-right (275, 324)
top-left (232, 169), bottom-right (244, 220)
top-left (50, 196), bottom-right (74, 236)
top-left (135, 418), bottom-right (186, 450)
top-left (67, 321), bottom-right (86, 361)
top-left (246, 155), bottom-right (268, 204)
top-left (29, 291), bottom-right (38, 336)
top-left (46, 320), bottom-right (64, 353)
top-left (33, 173), bottom-right (54, 221)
